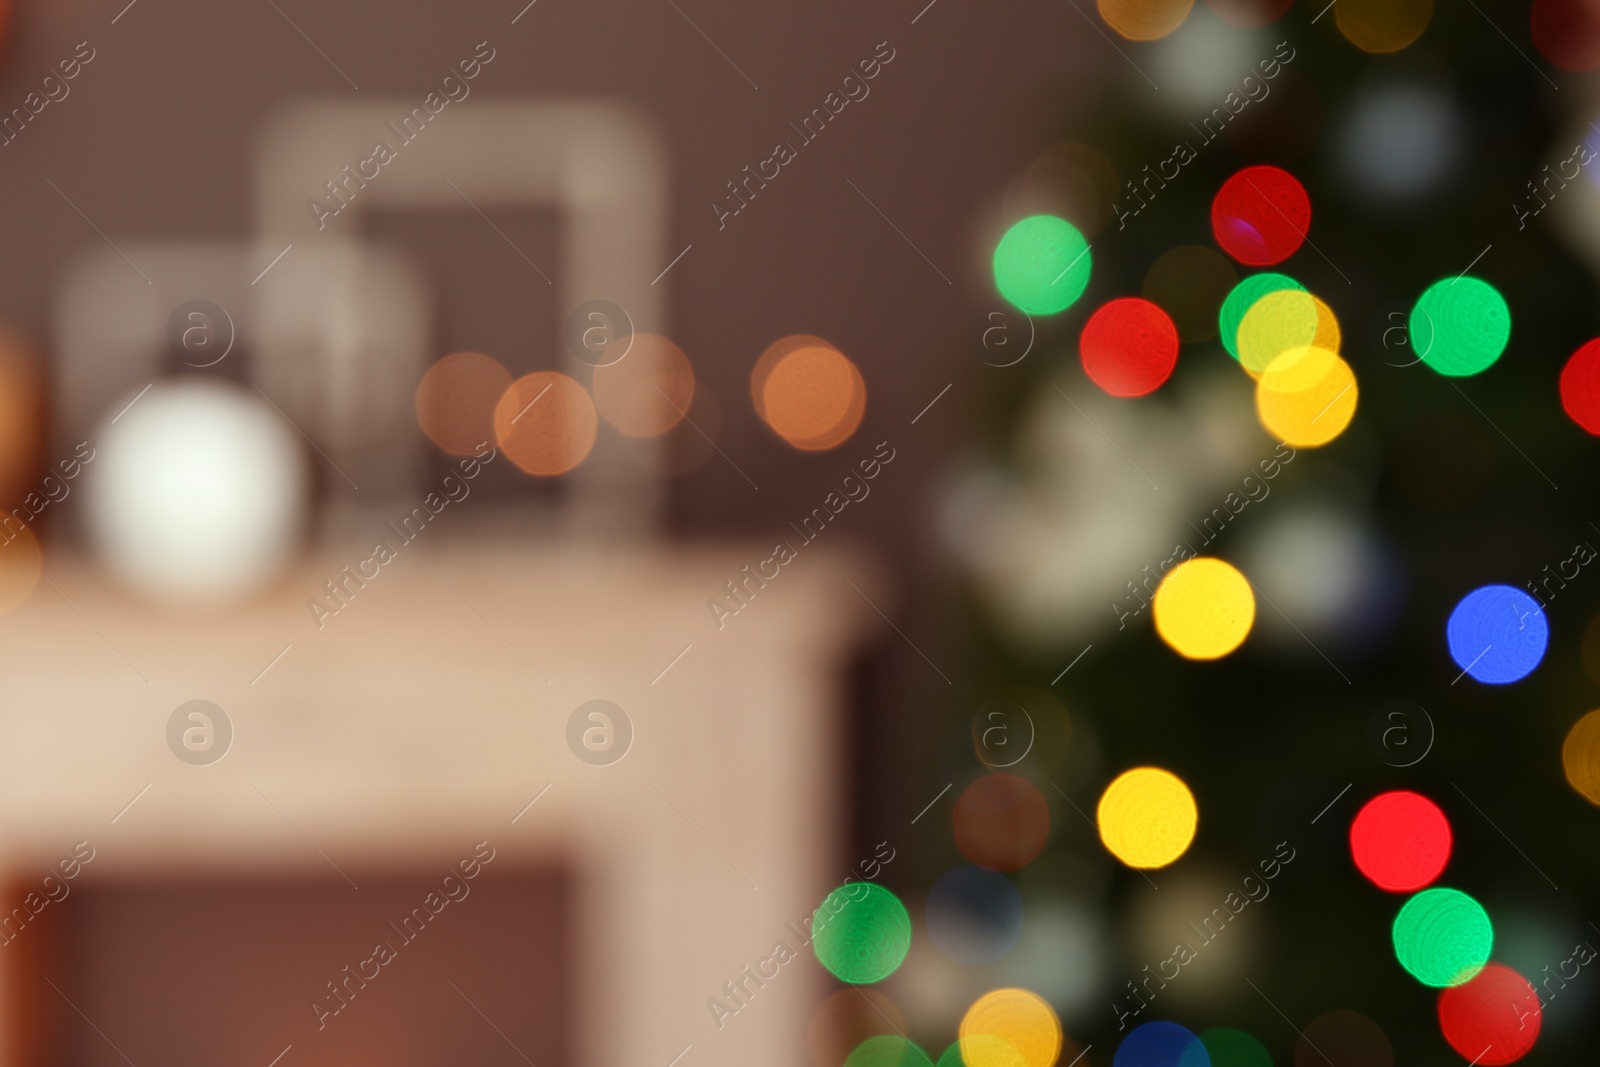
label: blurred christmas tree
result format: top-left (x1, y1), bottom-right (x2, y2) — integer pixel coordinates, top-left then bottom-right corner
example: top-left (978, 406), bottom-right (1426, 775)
top-left (836, 2), bottom-right (1600, 1065)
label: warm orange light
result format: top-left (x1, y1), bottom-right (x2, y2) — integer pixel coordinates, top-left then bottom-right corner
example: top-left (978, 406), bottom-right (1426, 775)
top-left (416, 351), bottom-right (512, 457)
top-left (750, 334), bottom-right (833, 423)
top-left (753, 336), bottom-right (866, 451)
top-left (1336, 0), bottom-right (1433, 53)
top-left (1098, 0), bottom-right (1194, 41)
top-left (493, 371), bottom-right (598, 476)
top-left (593, 333), bottom-right (695, 437)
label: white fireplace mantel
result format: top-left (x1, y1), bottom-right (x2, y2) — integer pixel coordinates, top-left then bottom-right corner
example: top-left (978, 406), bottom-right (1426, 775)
top-left (0, 540), bottom-right (883, 1067)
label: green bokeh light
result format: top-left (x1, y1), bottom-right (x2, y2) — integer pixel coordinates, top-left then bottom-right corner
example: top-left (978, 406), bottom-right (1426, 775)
top-left (812, 882), bottom-right (912, 984)
top-left (1392, 887), bottom-right (1493, 987)
top-left (1410, 276), bottom-right (1511, 377)
top-left (935, 1043), bottom-right (965, 1067)
top-left (1200, 1027), bottom-right (1271, 1067)
top-left (993, 215), bottom-right (1092, 314)
top-left (1218, 273), bottom-right (1304, 360)
top-left (845, 1035), bottom-right (934, 1067)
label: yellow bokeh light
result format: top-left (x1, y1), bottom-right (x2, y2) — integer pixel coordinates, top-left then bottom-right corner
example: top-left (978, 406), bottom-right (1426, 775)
top-left (1237, 289), bottom-right (1340, 378)
top-left (1096, 766), bottom-right (1198, 869)
top-left (1562, 709), bottom-right (1600, 806)
top-left (1256, 345), bottom-right (1358, 447)
top-left (1096, 0), bottom-right (1195, 41)
top-left (959, 989), bottom-right (1062, 1067)
top-left (1336, 0), bottom-right (1433, 54)
top-left (0, 525), bottom-right (41, 614)
top-left (1153, 557), bottom-right (1255, 660)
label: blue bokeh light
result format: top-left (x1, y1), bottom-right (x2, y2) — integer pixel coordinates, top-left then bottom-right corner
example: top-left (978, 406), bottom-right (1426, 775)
top-left (1446, 584), bottom-right (1547, 684)
top-left (1115, 1022), bottom-right (1211, 1067)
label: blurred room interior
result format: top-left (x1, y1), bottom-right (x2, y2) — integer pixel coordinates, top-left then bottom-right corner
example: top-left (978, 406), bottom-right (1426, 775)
top-left (2, 1), bottom-right (1600, 1066)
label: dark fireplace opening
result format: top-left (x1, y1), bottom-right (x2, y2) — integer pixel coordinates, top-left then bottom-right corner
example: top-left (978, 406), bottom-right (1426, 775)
top-left (6, 865), bottom-right (571, 1067)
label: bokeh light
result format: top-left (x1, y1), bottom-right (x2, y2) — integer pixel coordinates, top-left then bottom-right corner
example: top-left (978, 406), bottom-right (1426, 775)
top-left (752, 334), bottom-right (831, 421)
top-left (1340, 82), bottom-right (1458, 203)
top-left (1294, 1011), bottom-right (1392, 1067)
top-left (1349, 790), bottom-right (1451, 891)
top-left (958, 988), bottom-right (1063, 1067)
top-left (492, 371), bottom-right (598, 476)
top-left (415, 351), bottom-right (512, 457)
top-left (0, 525), bottom-right (42, 614)
top-left (1393, 887), bottom-right (1493, 987)
top-left (82, 380), bottom-right (306, 606)
top-left (1098, 0), bottom-right (1194, 41)
top-left (1212, 166), bottom-right (1310, 266)
top-left (1199, 1028), bottom-right (1269, 1067)
top-left (1531, 0), bottom-right (1600, 71)
top-left (1255, 346), bottom-right (1358, 447)
top-left (1560, 709), bottom-right (1600, 806)
top-left (593, 332), bottom-right (694, 437)
top-left (753, 339), bottom-right (867, 451)
top-left (811, 882), bottom-right (913, 984)
top-left (1153, 557), bottom-right (1255, 660)
top-left (1237, 504), bottom-right (1393, 644)
top-left (1114, 1021), bottom-right (1209, 1067)
top-left (1335, 0), bottom-right (1433, 53)
top-left (1151, 14), bottom-right (1262, 114)
top-left (1437, 962), bottom-right (1541, 1065)
top-left (1080, 298), bottom-right (1180, 397)
top-left (1446, 584), bottom-right (1547, 685)
top-left (1558, 338), bottom-right (1600, 433)
top-left (998, 901), bottom-right (1108, 1016)
top-left (845, 1036), bottom-right (936, 1067)
top-left (926, 865), bottom-right (1025, 966)
top-left (1219, 273), bottom-right (1304, 359)
top-left (811, 989), bottom-right (907, 1067)
top-left (1236, 289), bottom-right (1340, 377)
top-left (953, 774), bottom-right (1051, 872)
top-left (1411, 277), bottom-right (1511, 377)
top-left (993, 215), bottom-right (1093, 314)
top-left (1097, 767), bottom-right (1199, 869)
top-left (1143, 245), bottom-right (1237, 343)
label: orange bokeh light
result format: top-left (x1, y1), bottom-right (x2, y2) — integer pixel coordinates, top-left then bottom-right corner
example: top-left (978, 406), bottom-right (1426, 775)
top-left (492, 371), bottom-right (598, 476)
top-left (752, 336), bottom-right (866, 451)
top-left (593, 333), bottom-right (695, 438)
top-left (415, 351), bottom-right (512, 457)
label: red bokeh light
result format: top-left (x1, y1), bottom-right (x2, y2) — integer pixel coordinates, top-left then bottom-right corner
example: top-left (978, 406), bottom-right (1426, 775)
top-left (1439, 963), bottom-right (1541, 1065)
top-left (1532, 0), bottom-right (1600, 71)
top-left (1559, 338), bottom-right (1600, 434)
top-left (1080, 297), bottom-right (1180, 397)
top-left (1349, 790), bottom-right (1452, 891)
top-left (1211, 166), bottom-right (1310, 266)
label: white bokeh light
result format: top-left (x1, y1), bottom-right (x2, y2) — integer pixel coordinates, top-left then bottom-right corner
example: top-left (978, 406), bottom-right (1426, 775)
top-left (1340, 81), bottom-right (1459, 202)
top-left (82, 379), bottom-right (307, 606)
